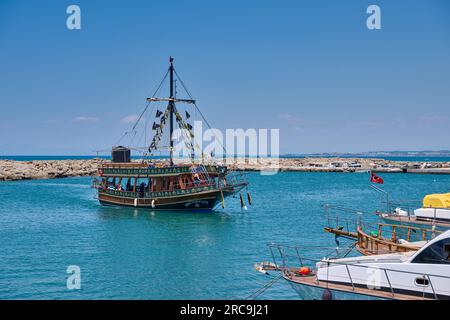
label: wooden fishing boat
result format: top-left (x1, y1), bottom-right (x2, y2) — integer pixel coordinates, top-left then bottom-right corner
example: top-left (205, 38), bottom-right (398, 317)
top-left (93, 58), bottom-right (250, 211)
top-left (324, 223), bottom-right (441, 255)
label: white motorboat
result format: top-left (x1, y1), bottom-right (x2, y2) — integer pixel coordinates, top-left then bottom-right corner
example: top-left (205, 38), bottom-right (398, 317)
top-left (257, 230), bottom-right (450, 300)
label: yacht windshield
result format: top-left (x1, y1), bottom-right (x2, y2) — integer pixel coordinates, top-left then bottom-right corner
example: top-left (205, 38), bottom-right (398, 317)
top-left (412, 238), bottom-right (450, 264)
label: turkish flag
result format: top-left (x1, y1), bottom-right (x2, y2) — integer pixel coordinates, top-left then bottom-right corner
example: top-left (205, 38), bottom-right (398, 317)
top-left (370, 172), bottom-right (384, 184)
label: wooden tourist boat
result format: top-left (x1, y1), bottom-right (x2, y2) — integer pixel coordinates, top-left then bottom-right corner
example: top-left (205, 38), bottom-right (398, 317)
top-left (324, 223), bottom-right (441, 255)
top-left (93, 58), bottom-right (249, 211)
top-left (95, 161), bottom-right (248, 210)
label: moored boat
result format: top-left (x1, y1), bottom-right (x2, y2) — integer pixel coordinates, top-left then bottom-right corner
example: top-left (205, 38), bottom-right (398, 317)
top-left (256, 230), bottom-right (450, 300)
top-left (324, 223), bottom-right (440, 255)
top-left (376, 192), bottom-right (450, 231)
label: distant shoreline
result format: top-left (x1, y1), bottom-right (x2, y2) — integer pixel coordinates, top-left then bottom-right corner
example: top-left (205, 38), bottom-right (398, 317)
top-left (2, 154), bottom-right (450, 162)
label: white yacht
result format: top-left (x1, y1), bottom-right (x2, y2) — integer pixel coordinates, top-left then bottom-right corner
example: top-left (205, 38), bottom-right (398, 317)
top-left (257, 230), bottom-right (450, 300)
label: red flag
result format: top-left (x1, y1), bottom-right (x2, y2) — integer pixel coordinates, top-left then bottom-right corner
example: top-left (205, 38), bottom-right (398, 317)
top-left (370, 172), bottom-right (384, 184)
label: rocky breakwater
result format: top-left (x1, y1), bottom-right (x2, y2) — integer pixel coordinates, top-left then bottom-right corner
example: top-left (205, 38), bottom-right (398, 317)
top-left (1, 157), bottom-right (450, 181)
top-left (0, 159), bottom-right (104, 181)
top-left (224, 157), bottom-right (450, 173)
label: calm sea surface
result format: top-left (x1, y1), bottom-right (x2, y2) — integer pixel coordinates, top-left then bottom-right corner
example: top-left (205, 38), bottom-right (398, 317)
top-left (1, 171), bottom-right (449, 299)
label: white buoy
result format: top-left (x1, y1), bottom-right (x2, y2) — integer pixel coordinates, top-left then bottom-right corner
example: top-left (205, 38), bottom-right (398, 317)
top-left (151, 199), bottom-right (155, 208)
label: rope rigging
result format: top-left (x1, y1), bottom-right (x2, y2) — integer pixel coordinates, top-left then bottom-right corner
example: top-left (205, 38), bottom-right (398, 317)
top-left (245, 274), bottom-right (284, 300)
top-left (115, 68), bottom-right (169, 147)
top-left (174, 68), bottom-right (228, 157)
top-left (114, 59), bottom-right (227, 163)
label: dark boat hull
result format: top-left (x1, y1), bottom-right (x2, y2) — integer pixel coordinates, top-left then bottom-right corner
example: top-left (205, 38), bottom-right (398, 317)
top-left (97, 189), bottom-right (225, 211)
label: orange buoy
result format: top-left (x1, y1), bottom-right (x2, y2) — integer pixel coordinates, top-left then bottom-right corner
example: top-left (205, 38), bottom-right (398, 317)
top-left (299, 266), bottom-right (311, 275)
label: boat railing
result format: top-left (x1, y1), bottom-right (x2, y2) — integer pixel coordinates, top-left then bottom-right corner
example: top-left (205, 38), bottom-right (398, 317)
top-left (382, 199), bottom-right (422, 216)
top-left (370, 184), bottom-right (424, 215)
top-left (101, 184), bottom-right (216, 198)
top-left (322, 204), bottom-right (370, 232)
top-left (265, 243), bottom-right (450, 299)
top-left (224, 171), bottom-right (248, 187)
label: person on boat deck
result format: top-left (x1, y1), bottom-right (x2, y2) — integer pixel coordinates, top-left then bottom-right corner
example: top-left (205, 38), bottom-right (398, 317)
top-left (126, 179), bottom-right (131, 191)
top-left (193, 173), bottom-right (201, 185)
top-left (138, 182), bottom-right (145, 198)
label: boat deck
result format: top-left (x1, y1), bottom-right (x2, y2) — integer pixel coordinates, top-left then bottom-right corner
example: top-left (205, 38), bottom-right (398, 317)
top-left (284, 273), bottom-right (432, 300)
top-left (377, 213), bottom-right (450, 229)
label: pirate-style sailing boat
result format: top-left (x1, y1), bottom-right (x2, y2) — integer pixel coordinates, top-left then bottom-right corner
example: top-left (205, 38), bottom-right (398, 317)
top-left (93, 57), bottom-right (249, 211)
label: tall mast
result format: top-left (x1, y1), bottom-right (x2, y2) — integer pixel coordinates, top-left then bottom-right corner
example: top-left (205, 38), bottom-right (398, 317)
top-left (169, 56), bottom-right (174, 166)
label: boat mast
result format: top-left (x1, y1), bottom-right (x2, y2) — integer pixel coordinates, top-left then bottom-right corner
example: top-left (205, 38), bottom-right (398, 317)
top-left (169, 56), bottom-right (175, 166)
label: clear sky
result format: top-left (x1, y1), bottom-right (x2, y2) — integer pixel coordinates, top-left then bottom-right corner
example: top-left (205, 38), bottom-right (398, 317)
top-left (1, 0), bottom-right (449, 155)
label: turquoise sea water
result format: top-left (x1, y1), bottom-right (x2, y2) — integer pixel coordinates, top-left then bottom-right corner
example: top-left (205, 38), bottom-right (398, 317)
top-left (0, 172), bottom-right (449, 299)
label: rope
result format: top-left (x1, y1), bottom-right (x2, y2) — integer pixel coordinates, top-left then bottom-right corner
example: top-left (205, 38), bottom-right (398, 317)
top-left (115, 68), bottom-right (169, 147)
top-left (245, 274), bottom-right (284, 300)
top-left (174, 68), bottom-right (228, 157)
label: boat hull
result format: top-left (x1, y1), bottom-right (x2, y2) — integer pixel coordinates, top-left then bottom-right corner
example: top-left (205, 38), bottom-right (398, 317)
top-left (97, 189), bottom-right (224, 211)
top-left (287, 278), bottom-right (384, 300)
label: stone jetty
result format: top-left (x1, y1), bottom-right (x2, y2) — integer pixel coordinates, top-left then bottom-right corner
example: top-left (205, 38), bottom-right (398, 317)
top-left (0, 159), bottom-right (104, 181)
top-left (1, 157), bottom-right (450, 181)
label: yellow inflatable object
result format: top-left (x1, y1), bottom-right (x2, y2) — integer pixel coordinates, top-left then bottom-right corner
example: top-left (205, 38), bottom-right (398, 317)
top-left (423, 193), bottom-right (450, 208)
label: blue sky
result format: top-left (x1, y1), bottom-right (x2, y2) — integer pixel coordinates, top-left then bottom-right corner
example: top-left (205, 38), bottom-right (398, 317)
top-left (0, 0), bottom-right (449, 155)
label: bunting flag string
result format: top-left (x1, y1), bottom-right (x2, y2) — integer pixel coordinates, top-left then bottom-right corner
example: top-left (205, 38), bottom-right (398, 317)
top-left (148, 107), bottom-right (170, 153)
